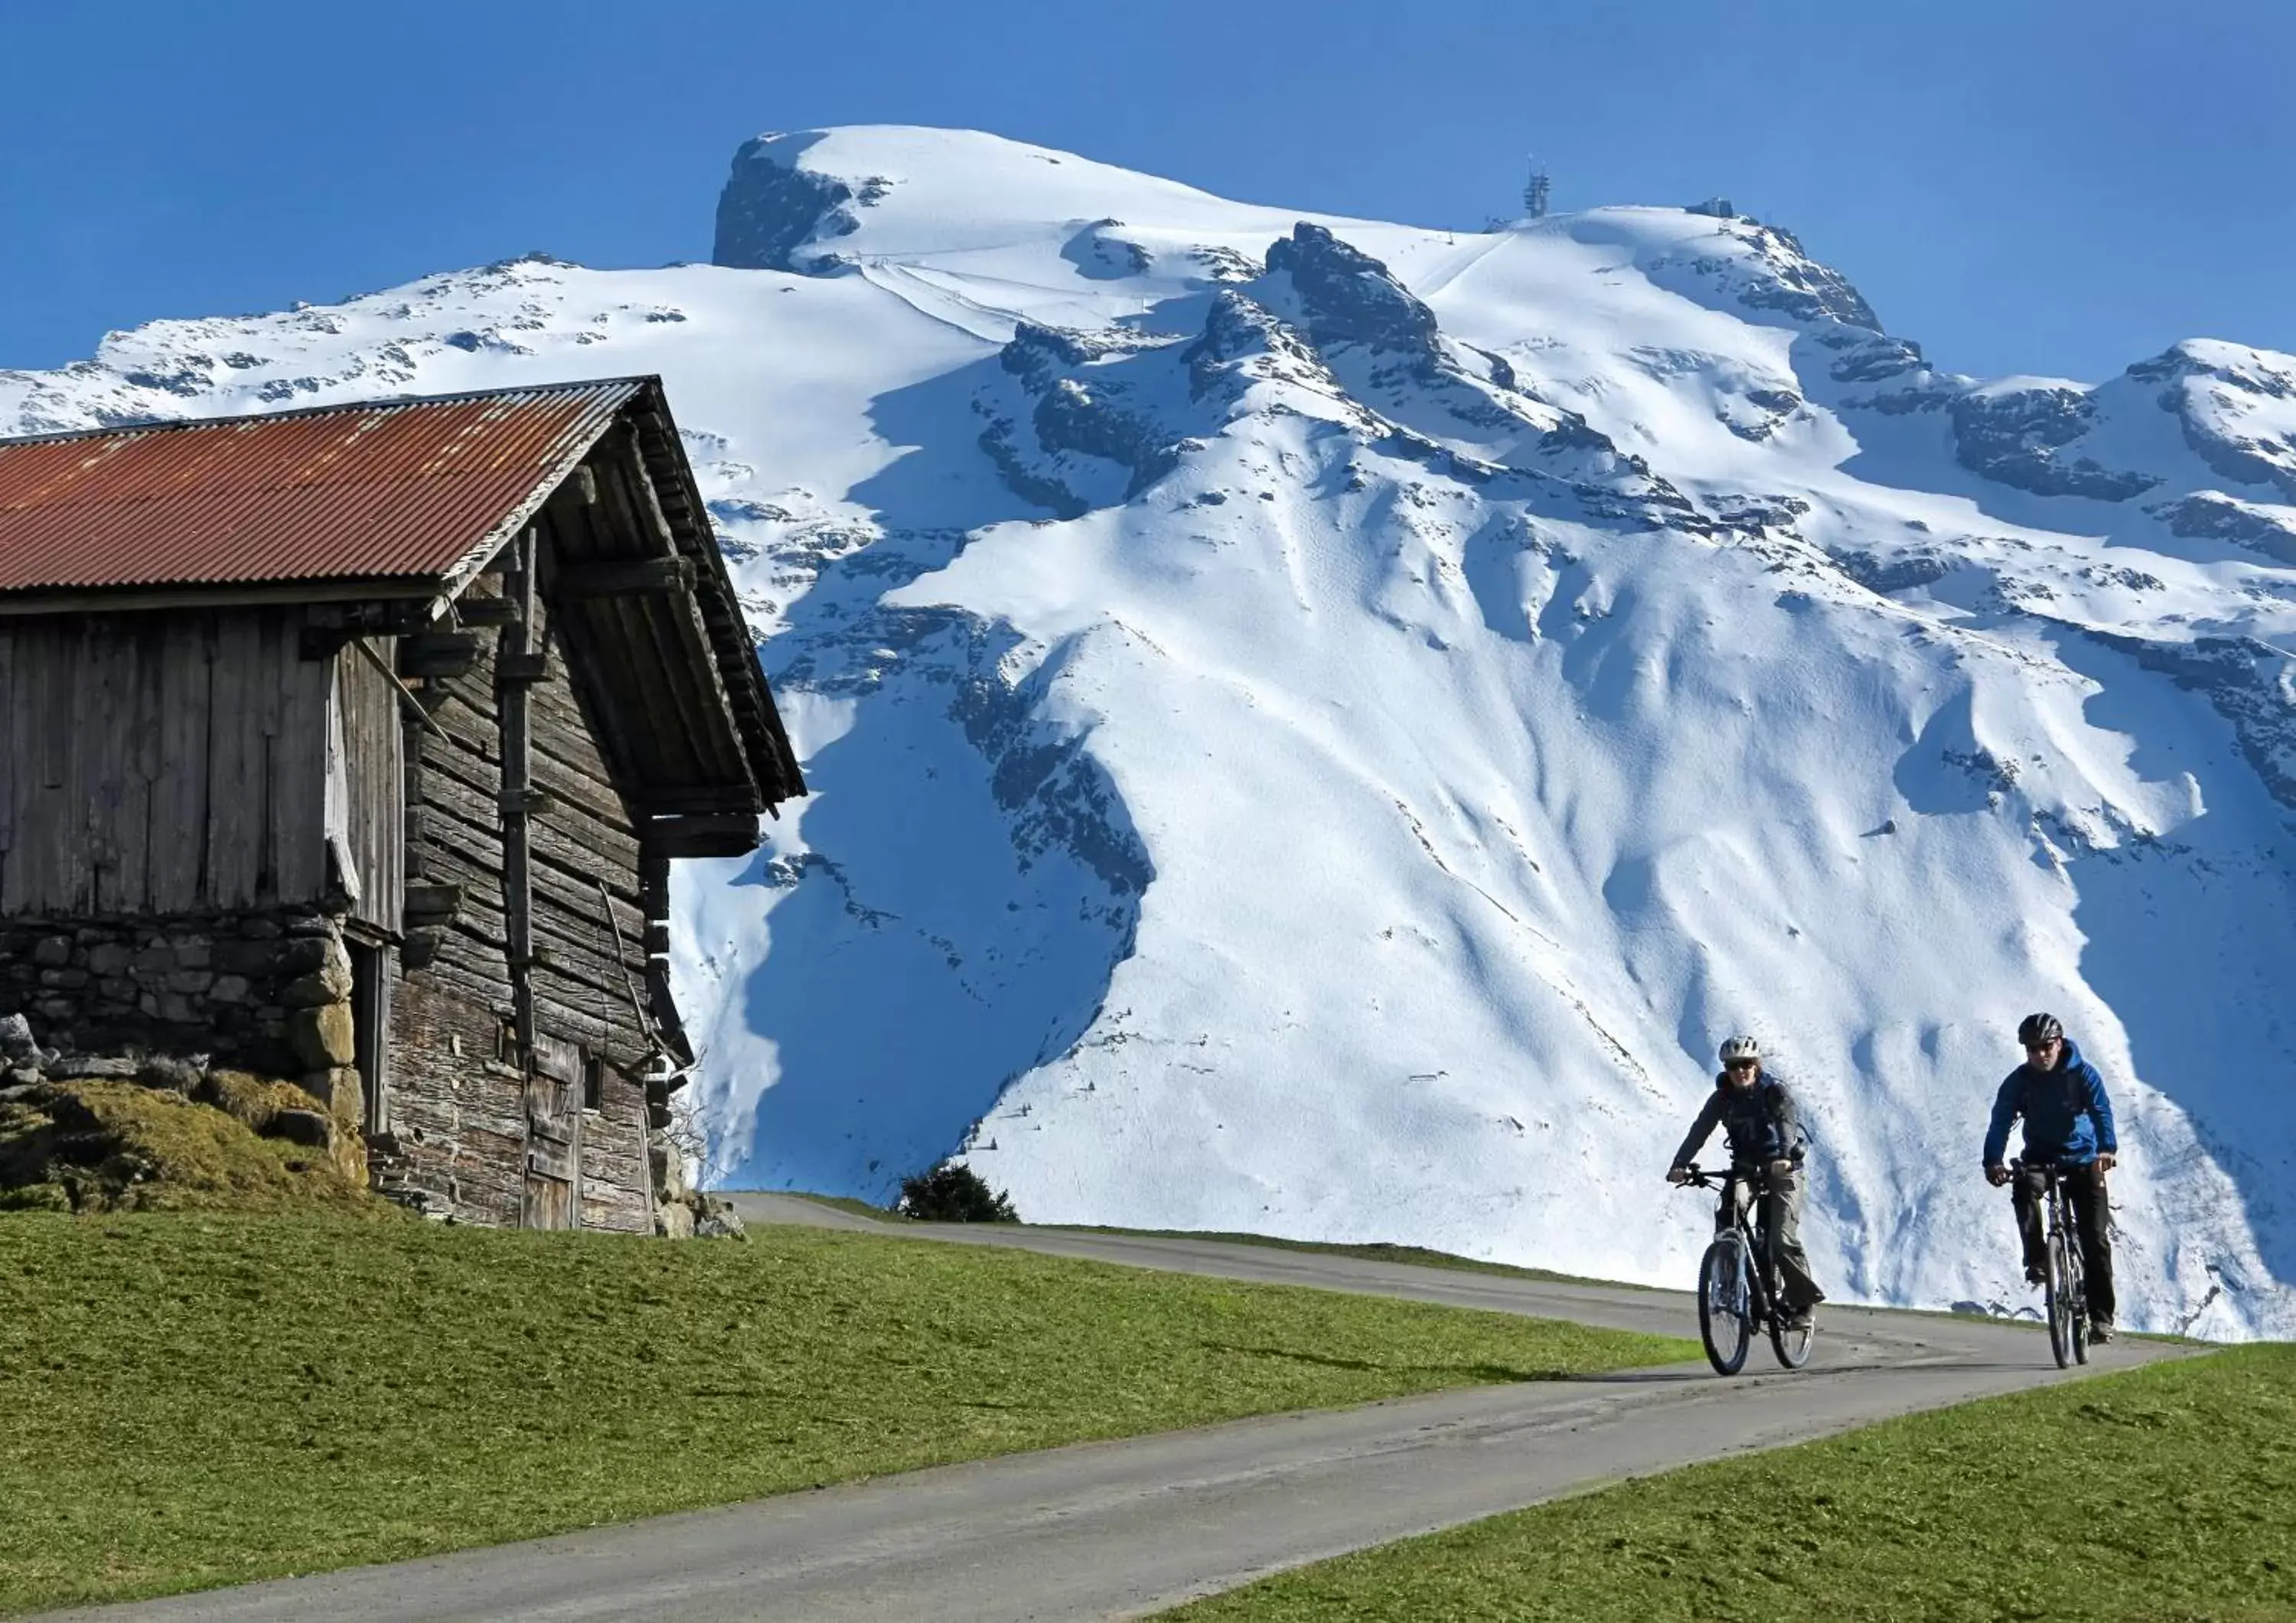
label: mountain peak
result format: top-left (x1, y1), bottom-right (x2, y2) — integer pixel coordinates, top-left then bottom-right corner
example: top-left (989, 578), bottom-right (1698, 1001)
top-left (7, 126), bottom-right (2294, 1341)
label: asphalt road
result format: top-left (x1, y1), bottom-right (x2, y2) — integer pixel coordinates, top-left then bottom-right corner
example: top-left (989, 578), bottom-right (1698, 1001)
top-left (47, 1194), bottom-right (2192, 1623)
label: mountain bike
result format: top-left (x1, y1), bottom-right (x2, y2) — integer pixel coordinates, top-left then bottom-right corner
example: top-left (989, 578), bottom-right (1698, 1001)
top-left (1675, 1164), bottom-right (1814, 1375)
top-left (2013, 1158), bottom-right (2091, 1369)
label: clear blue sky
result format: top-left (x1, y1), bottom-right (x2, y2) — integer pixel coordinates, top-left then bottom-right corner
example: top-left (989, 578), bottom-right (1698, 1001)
top-left (3, 0), bottom-right (2288, 383)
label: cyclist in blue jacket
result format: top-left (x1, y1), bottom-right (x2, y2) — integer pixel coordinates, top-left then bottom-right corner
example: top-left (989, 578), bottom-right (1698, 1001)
top-left (1983, 1012), bottom-right (2119, 1341)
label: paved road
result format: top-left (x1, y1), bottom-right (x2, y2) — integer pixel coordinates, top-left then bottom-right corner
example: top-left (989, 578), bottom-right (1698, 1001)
top-left (49, 1196), bottom-right (2193, 1623)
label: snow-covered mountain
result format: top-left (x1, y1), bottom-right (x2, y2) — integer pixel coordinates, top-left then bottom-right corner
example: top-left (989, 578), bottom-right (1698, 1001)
top-left (8, 126), bottom-right (2294, 1339)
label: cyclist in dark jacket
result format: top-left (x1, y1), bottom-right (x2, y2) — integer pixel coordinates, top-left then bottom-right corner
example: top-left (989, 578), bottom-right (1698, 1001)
top-left (1984, 1012), bottom-right (2119, 1340)
top-left (1667, 1036), bottom-right (1824, 1327)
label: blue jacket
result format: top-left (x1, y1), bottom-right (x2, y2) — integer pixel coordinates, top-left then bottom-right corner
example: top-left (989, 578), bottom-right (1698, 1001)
top-left (1983, 1039), bottom-right (2117, 1167)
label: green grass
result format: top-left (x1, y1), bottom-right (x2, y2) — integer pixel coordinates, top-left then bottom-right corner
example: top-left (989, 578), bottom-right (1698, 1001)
top-left (0, 1213), bottom-right (1692, 1615)
top-left (748, 1188), bottom-right (1648, 1287)
top-left (779, 1190), bottom-right (901, 1222)
top-left (1075, 1226), bottom-right (1659, 1290)
top-left (1163, 1345), bottom-right (2294, 1623)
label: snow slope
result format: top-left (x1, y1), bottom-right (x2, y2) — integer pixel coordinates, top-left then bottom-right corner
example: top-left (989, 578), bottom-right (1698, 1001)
top-left (8, 126), bottom-right (2294, 1338)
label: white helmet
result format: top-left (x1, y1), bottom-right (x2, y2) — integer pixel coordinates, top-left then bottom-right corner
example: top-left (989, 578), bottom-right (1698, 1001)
top-left (1719, 1036), bottom-right (1760, 1064)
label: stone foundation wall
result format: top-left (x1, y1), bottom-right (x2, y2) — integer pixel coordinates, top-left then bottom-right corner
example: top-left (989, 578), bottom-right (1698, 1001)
top-left (4, 909), bottom-right (685, 1235)
top-left (0, 909), bottom-right (363, 1118)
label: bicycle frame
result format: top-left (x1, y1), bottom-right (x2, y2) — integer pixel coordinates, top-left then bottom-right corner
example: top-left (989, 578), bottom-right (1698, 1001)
top-left (1678, 1165), bottom-right (1808, 1373)
top-left (1711, 1170), bottom-right (1780, 1315)
top-left (2012, 1158), bottom-right (2089, 1368)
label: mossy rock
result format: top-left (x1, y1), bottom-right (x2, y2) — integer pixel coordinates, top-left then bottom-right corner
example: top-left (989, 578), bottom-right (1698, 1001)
top-left (0, 1078), bottom-right (386, 1217)
top-left (0, 1181), bottom-right (70, 1213)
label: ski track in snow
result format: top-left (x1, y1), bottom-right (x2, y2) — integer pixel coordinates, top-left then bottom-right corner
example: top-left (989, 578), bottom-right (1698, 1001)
top-left (8, 125), bottom-right (2294, 1339)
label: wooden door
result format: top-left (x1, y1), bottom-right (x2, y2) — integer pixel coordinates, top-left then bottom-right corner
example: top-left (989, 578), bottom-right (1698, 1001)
top-left (522, 1034), bottom-right (584, 1229)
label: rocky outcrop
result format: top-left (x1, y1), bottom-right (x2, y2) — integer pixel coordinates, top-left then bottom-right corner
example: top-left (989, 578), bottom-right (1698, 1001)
top-left (1180, 289), bottom-right (1335, 403)
top-left (1821, 329), bottom-right (1929, 385)
top-left (1637, 216), bottom-right (1885, 338)
top-left (2085, 631), bottom-right (2296, 818)
top-left (713, 134), bottom-right (891, 273)
top-left (980, 322), bottom-right (1197, 514)
top-left (2152, 491), bottom-right (2296, 566)
top-left (1264, 223), bottom-right (1443, 361)
top-left (1729, 224), bottom-right (1882, 331)
top-left (1948, 385), bottom-right (2160, 501)
top-left (1251, 228), bottom-right (1684, 514)
top-left (2128, 341), bottom-right (2296, 504)
top-left (1828, 547), bottom-right (1957, 595)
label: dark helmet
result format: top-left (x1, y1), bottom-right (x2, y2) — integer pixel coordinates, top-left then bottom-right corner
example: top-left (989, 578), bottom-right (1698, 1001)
top-left (2017, 1012), bottom-right (2064, 1046)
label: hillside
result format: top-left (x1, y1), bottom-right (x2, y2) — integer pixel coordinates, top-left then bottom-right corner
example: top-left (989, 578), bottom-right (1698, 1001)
top-left (5, 126), bottom-right (2292, 1337)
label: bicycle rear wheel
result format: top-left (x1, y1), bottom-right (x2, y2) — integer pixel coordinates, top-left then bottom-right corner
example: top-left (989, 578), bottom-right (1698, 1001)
top-left (1698, 1234), bottom-right (1753, 1376)
top-left (2046, 1229), bottom-right (2075, 1370)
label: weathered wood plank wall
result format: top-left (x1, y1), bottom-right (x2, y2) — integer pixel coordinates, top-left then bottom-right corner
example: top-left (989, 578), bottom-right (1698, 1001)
top-left (336, 636), bottom-right (406, 939)
top-left (0, 609), bottom-right (329, 919)
top-left (386, 570), bottom-right (656, 1233)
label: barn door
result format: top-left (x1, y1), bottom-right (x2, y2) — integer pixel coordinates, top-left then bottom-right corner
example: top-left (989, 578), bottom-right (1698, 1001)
top-left (522, 1034), bottom-right (585, 1229)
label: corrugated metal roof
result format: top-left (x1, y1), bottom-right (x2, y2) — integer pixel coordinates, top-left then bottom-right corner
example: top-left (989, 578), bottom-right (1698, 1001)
top-left (0, 379), bottom-right (645, 596)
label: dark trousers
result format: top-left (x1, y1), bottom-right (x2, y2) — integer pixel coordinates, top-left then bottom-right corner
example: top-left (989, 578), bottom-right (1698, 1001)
top-left (2014, 1162), bottom-right (2115, 1322)
top-left (1720, 1165), bottom-right (1823, 1313)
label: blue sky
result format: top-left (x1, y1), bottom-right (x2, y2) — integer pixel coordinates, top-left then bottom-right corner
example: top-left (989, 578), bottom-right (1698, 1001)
top-left (2, 0), bottom-right (2288, 382)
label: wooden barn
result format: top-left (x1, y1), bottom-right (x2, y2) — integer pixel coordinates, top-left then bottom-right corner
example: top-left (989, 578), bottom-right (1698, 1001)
top-left (0, 377), bottom-right (804, 1231)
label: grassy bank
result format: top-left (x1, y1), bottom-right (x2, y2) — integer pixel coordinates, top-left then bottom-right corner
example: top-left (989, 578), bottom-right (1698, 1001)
top-left (0, 1213), bottom-right (1691, 1615)
top-left (755, 1190), bottom-right (1650, 1287)
top-left (1166, 1344), bottom-right (2292, 1623)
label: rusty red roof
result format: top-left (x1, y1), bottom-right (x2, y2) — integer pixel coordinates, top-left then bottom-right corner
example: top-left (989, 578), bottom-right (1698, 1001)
top-left (0, 379), bottom-right (645, 596)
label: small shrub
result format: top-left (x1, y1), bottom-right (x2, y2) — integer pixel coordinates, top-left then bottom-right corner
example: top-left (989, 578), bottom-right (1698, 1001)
top-left (897, 1161), bottom-right (1019, 1223)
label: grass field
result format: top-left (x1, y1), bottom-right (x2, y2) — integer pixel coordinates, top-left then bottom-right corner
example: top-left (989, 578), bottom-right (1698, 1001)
top-left (761, 1189), bottom-right (1651, 1288)
top-left (1081, 1226), bottom-right (1661, 1290)
top-left (0, 1213), bottom-right (1692, 1615)
top-left (1164, 1344), bottom-right (2293, 1623)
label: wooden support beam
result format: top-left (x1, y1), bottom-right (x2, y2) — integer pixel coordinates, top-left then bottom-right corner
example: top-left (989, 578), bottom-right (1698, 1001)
top-left (0, 581), bottom-right (435, 619)
top-left (616, 434), bottom-right (686, 560)
top-left (398, 632), bottom-right (483, 680)
top-left (403, 881), bottom-right (463, 926)
top-left (640, 849), bottom-right (671, 928)
top-left (628, 782), bottom-right (765, 817)
top-left (554, 556), bottom-right (694, 599)
top-left (496, 648), bottom-right (552, 686)
top-left (514, 942), bottom-right (569, 975)
top-left (497, 529), bottom-right (540, 1069)
top-left (644, 957), bottom-right (695, 1069)
top-left (452, 594), bottom-right (521, 628)
top-left (641, 812), bottom-right (761, 860)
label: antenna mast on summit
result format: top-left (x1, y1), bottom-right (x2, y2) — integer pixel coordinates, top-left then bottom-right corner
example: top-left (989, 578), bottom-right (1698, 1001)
top-left (1522, 155), bottom-right (1551, 220)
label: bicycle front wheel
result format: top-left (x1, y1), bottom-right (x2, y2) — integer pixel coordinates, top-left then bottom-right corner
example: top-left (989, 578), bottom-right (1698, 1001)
top-left (2069, 1249), bottom-right (2091, 1366)
top-left (1698, 1234), bottom-right (1753, 1376)
top-left (1769, 1311), bottom-right (1815, 1370)
top-left (2047, 1229), bottom-right (2076, 1370)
